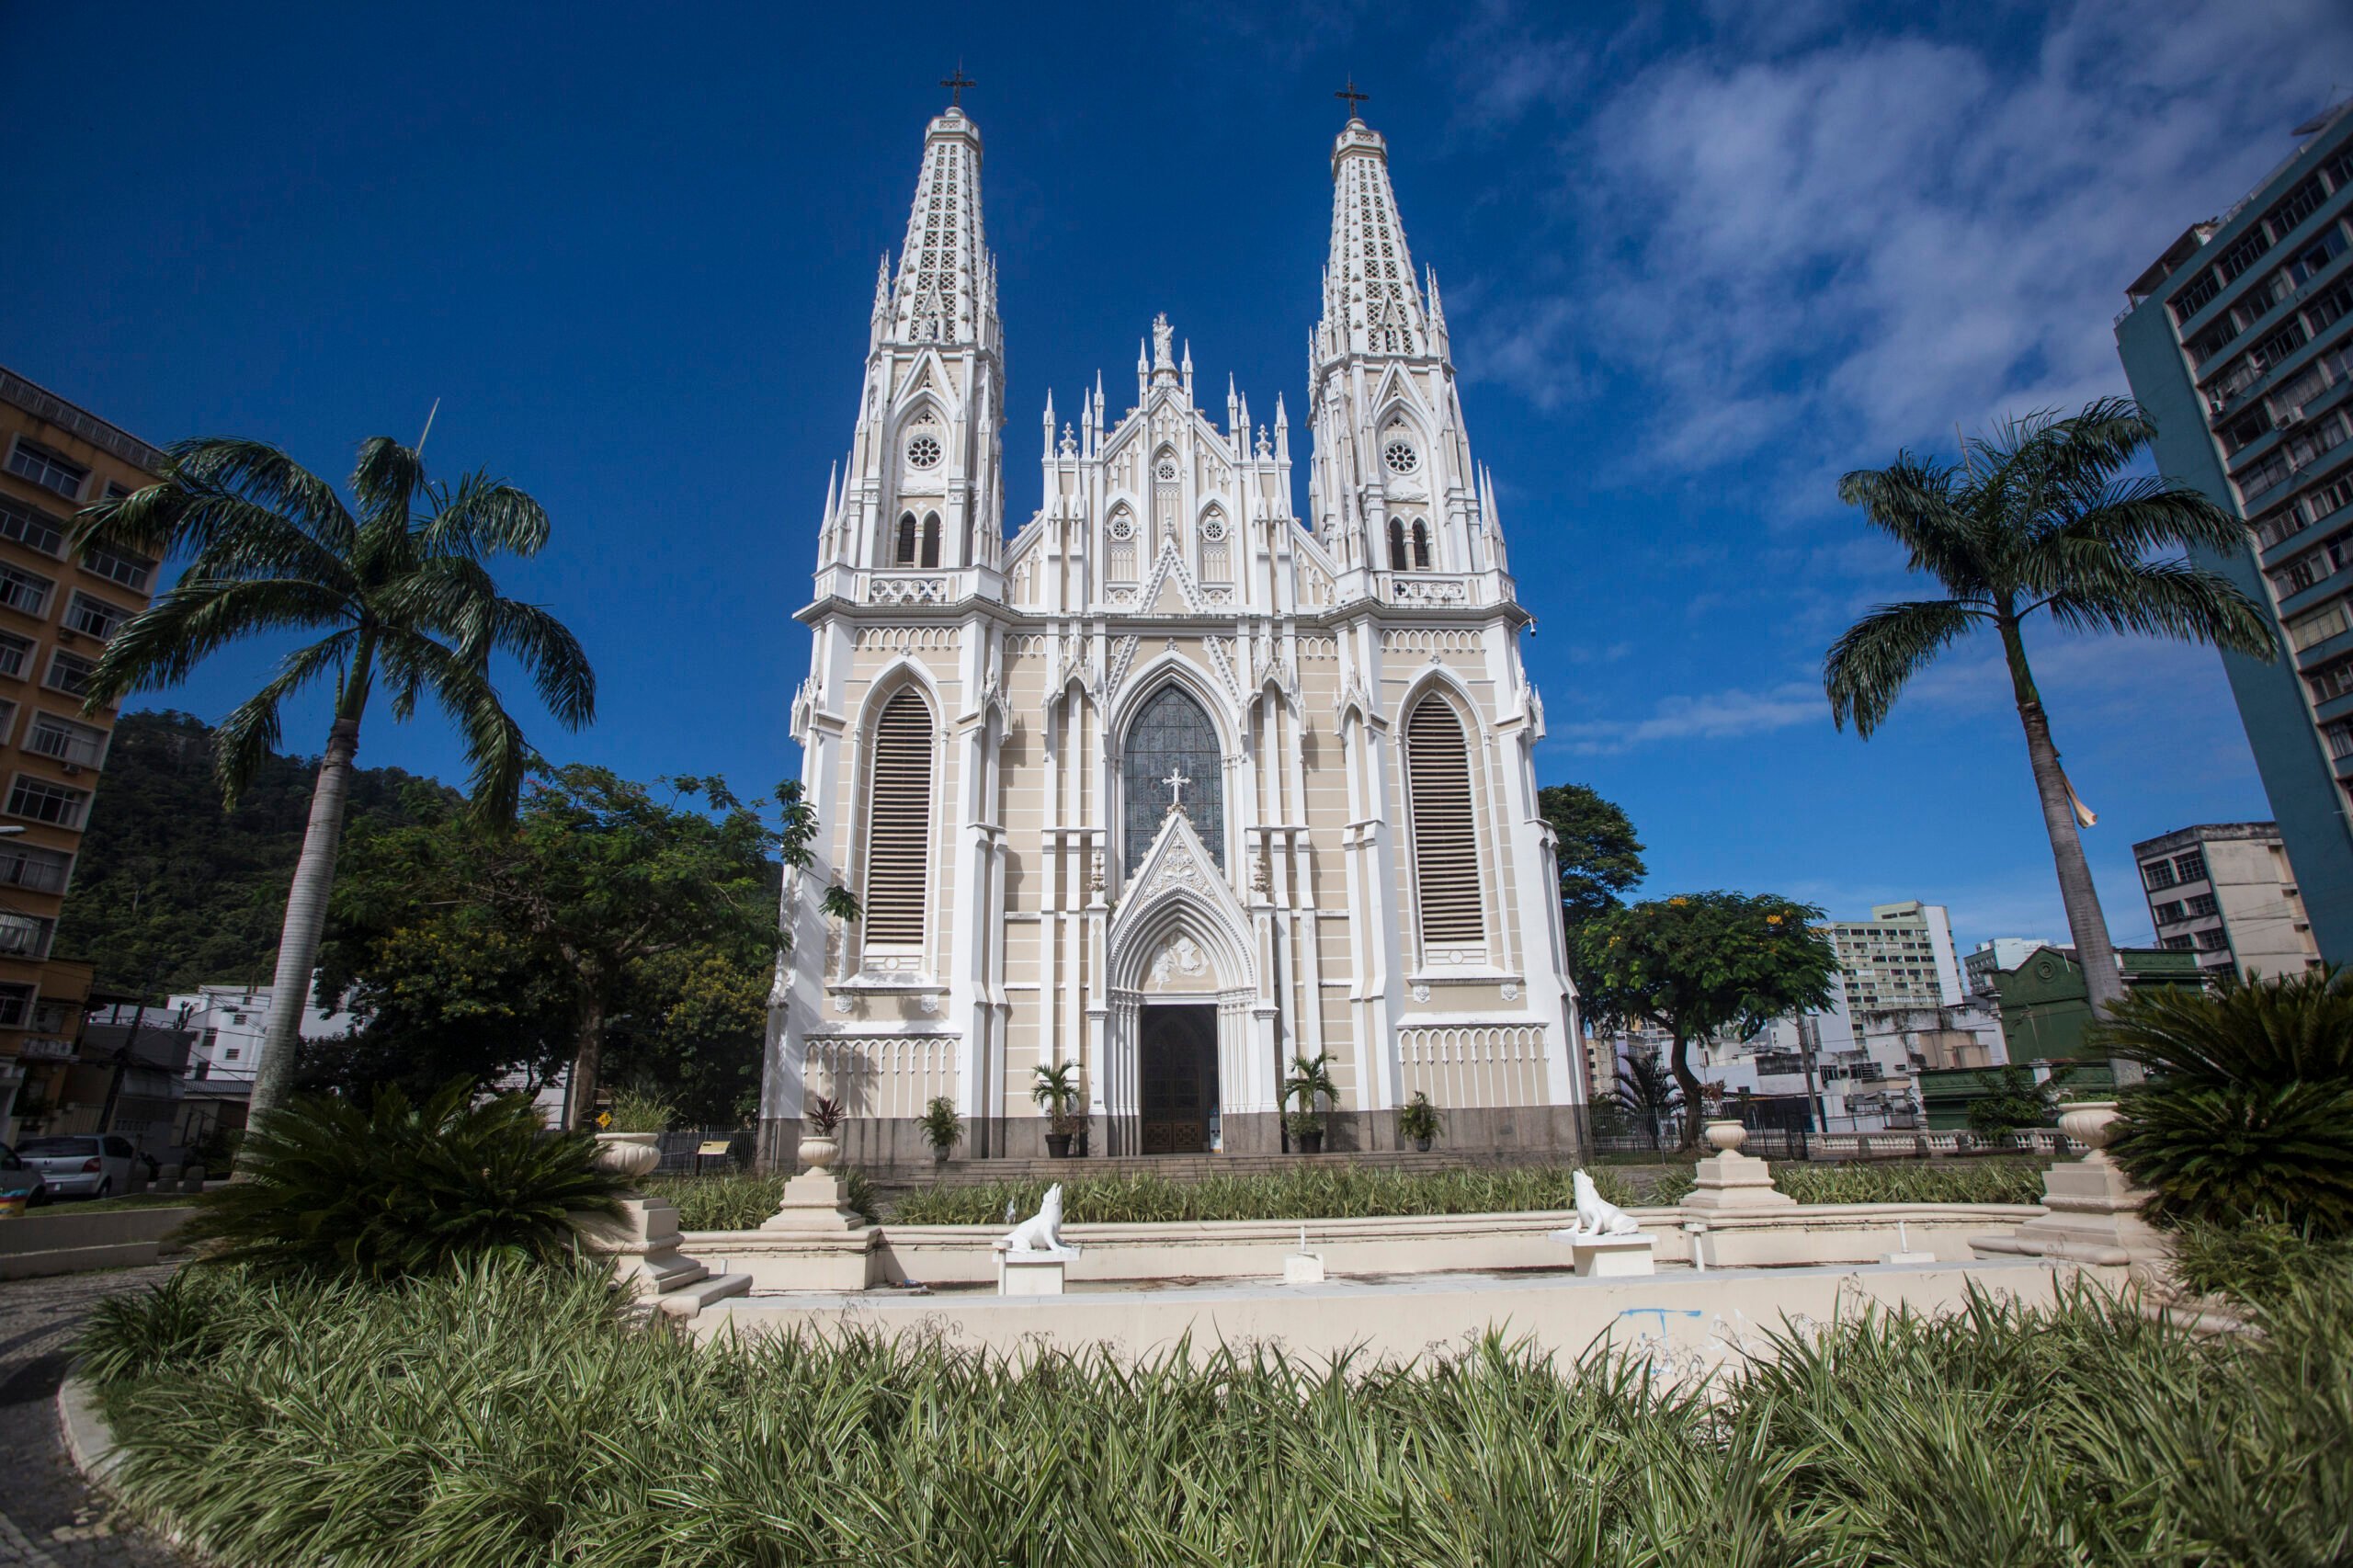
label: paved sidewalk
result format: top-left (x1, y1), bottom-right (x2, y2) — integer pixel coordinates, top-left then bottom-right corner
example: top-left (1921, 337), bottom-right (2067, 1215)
top-left (0, 1267), bottom-right (184, 1567)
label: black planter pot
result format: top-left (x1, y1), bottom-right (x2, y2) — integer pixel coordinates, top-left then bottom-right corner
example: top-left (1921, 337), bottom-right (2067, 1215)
top-left (1045, 1133), bottom-right (1074, 1158)
top-left (1413, 1135), bottom-right (1433, 1153)
top-left (1295, 1130), bottom-right (1324, 1155)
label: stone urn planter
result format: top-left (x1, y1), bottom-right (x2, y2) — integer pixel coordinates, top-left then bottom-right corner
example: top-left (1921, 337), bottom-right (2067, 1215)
top-left (2058, 1100), bottom-right (2120, 1153)
top-left (798, 1134), bottom-right (840, 1174)
top-left (591, 1132), bottom-right (662, 1194)
top-left (1703, 1119), bottom-right (1748, 1153)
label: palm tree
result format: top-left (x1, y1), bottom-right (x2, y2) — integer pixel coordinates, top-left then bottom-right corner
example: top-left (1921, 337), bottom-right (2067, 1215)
top-left (74, 436), bottom-right (594, 1137)
top-left (1615, 1048), bottom-right (1684, 1152)
top-left (1825, 399), bottom-right (2270, 1036)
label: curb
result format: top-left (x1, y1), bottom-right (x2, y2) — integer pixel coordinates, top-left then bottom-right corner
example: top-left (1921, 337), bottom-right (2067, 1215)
top-left (54, 1373), bottom-right (216, 1566)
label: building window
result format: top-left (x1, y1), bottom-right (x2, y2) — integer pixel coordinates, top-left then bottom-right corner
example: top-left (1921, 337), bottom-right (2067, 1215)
top-left (0, 497), bottom-right (66, 558)
top-left (2143, 859), bottom-right (2178, 891)
top-left (861, 687), bottom-right (934, 946)
top-left (1121, 685), bottom-right (1224, 875)
top-left (1386, 517), bottom-right (1407, 571)
top-left (2217, 227), bottom-right (2273, 284)
top-left (2251, 321), bottom-right (2307, 375)
top-left (2310, 656), bottom-right (2353, 703)
top-left (44, 650), bottom-right (96, 699)
top-left (0, 841), bottom-right (71, 894)
top-left (918, 512), bottom-right (941, 569)
top-left (2195, 926), bottom-right (2231, 951)
top-left (2287, 597), bottom-right (2349, 651)
top-left (6, 776), bottom-right (89, 828)
top-left (2171, 269), bottom-right (2221, 324)
top-left (0, 983), bottom-right (31, 1028)
top-left (78, 542), bottom-right (153, 594)
top-left (0, 563), bottom-right (52, 618)
top-left (2307, 278), bottom-right (2353, 335)
top-left (2152, 901), bottom-right (2186, 924)
top-left (25, 712), bottom-right (106, 767)
top-left (1382, 438), bottom-right (1419, 475)
top-left (893, 512), bottom-right (917, 566)
top-left (1198, 509), bottom-right (1229, 583)
top-left (1404, 693), bottom-right (1483, 948)
top-left (63, 593), bottom-right (128, 641)
top-left (0, 911), bottom-right (52, 959)
top-left (2187, 893), bottom-right (2220, 917)
top-left (6, 438), bottom-right (87, 501)
top-left (0, 631), bottom-right (28, 680)
top-left (1106, 506), bottom-right (1136, 583)
top-left (2174, 850), bottom-right (2210, 882)
top-left (1410, 518), bottom-right (1432, 569)
top-left (2265, 173), bottom-right (2328, 242)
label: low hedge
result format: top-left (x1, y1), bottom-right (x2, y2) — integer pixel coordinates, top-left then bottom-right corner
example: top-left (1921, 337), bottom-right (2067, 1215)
top-left (77, 1255), bottom-right (2353, 1565)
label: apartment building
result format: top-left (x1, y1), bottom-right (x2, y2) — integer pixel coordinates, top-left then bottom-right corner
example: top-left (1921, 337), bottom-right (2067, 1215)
top-left (1825, 901), bottom-right (1966, 1009)
top-left (0, 368), bottom-right (163, 1140)
top-left (2115, 98), bottom-right (2353, 962)
top-left (2134, 822), bottom-right (2319, 978)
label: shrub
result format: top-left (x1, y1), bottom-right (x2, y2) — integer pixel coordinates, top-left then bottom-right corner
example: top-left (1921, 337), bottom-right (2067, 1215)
top-left (643, 1169), bottom-right (877, 1231)
top-left (1396, 1092), bottom-right (1440, 1144)
top-left (1963, 1062), bottom-right (2071, 1140)
top-left (2168, 1220), bottom-right (2353, 1309)
top-left (2098, 968), bottom-right (2353, 1236)
top-left (1770, 1159), bottom-right (2047, 1207)
top-left (176, 1078), bottom-right (623, 1281)
top-left (75, 1260), bottom-right (2353, 1565)
top-left (916, 1096), bottom-right (963, 1156)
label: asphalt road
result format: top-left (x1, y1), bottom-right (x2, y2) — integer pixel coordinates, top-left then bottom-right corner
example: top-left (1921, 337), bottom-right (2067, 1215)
top-left (0, 1267), bottom-right (184, 1568)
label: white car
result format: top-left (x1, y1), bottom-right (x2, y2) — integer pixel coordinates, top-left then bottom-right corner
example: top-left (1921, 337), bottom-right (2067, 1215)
top-left (14, 1134), bottom-right (141, 1199)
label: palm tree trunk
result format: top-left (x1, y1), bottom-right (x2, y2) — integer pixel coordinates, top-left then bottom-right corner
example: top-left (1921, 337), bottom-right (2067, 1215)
top-left (244, 715), bottom-right (361, 1146)
top-left (1997, 614), bottom-right (2138, 1083)
top-left (1668, 1029), bottom-right (1704, 1152)
top-left (563, 995), bottom-right (607, 1131)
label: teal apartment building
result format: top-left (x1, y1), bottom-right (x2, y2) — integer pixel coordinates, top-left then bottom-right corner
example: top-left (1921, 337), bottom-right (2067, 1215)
top-left (2115, 99), bottom-right (2353, 963)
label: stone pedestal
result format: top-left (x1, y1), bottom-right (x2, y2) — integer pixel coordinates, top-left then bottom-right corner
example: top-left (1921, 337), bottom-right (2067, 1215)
top-left (761, 1170), bottom-right (864, 1233)
top-left (1552, 1233), bottom-right (1655, 1278)
top-left (577, 1196), bottom-right (710, 1292)
top-left (995, 1245), bottom-right (1075, 1296)
top-left (1973, 1104), bottom-right (2165, 1274)
top-left (1680, 1120), bottom-right (1795, 1214)
top-left (1283, 1253), bottom-right (1327, 1285)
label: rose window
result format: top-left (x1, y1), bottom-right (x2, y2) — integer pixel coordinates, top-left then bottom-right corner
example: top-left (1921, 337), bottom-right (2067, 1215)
top-left (1382, 440), bottom-right (1420, 475)
top-left (1156, 458), bottom-right (1178, 481)
top-left (905, 434), bottom-right (943, 470)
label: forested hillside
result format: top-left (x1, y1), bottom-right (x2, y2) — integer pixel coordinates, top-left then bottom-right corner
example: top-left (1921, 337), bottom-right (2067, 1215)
top-left (54, 710), bottom-right (456, 994)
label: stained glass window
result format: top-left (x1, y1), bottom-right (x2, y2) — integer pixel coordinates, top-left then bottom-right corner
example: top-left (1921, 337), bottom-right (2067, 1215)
top-left (1122, 686), bottom-right (1223, 875)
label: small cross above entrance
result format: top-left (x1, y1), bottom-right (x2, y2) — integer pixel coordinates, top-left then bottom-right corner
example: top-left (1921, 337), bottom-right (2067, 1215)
top-left (1162, 767), bottom-right (1192, 811)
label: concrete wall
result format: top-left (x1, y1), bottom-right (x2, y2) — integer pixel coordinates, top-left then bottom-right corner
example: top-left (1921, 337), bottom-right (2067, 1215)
top-left (0, 1204), bottom-right (193, 1279)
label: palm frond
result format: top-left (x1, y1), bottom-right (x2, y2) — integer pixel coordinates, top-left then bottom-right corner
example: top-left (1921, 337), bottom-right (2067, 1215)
top-left (426, 472), bottom-right (552, 559)
top-left (210, 633), bottom-right (358, 804)
top-left (2031, 474), bottom-right (2250, 562)
top-left (2042, 558), bottom-right (2275, 656)
top-left (1835, 458), bottom-right (1989, 594)
top-left (157, 437), bottom-right (357, 553)
top-left (1824, 599), bottom-right (1984, 736)
top-left (349, 437), bottom-right (426, 540)
top-left (82, 577), bottom-right (357, 710)
top-left (381, 631), bottom-right (532, 821)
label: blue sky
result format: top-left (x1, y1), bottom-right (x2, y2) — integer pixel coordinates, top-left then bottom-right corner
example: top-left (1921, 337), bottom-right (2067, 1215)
top-left (7, 0), bottom-right (2351, 956)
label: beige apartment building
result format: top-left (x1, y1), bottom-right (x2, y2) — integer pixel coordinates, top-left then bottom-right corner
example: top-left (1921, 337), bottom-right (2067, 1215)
top-left (2135, 822), bottom-right (2321, 979)
top-left (0, 368), bottom-right (163, 1141)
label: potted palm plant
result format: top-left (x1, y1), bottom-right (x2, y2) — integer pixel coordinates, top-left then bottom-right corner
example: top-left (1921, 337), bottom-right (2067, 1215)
top-left (1283, 1051), bottom-right (1339, 1156)
top-left (1032, 1061), bottom-right (1084, 1157)
top-left (801, 1094), bottom-right (846, 1173)
top-left (1397, 1091), bottom-right (1441, 1153)
top-left (917, 1096), bottom-right (963, 1166)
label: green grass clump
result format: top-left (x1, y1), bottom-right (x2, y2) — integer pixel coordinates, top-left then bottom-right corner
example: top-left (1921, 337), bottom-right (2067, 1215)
top-left (1769, 1159), bottom-right (2047, 1207)
top-left (642, 1169), bottom-right (877, 1231)
top-left (79, 1255), bottom-right (2353, 1566)
top-left (2169, 1219), bottom-right (2353, 1309)
top-left (887, 1165), bottom-right (1660, 1226)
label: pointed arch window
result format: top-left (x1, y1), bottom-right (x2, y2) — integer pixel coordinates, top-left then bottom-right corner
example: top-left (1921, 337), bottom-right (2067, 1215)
top-left (919, 512), bottom-right (942, 568)
top-left (1107, 506), bottom-right (1137, 583)
top-left (895, 513), bottom-right (918, 566)
top-left (1387, 517), bottom-right (1408, 571)
top-left (1122, 686), bottom-right (1224, 875)
top-left (1404, 694), bottom-right (1483, 948)
top-left (1199, 507), bottom-right (1230, 583)
top-left (1411, 518), bottom-right (1432, 570)
top-left (863, 688), bottom-right (934, 946)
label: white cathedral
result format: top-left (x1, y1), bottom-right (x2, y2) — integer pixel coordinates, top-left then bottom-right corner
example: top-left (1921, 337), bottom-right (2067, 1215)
top-left (761, 100), bottom-right (1586, 1165)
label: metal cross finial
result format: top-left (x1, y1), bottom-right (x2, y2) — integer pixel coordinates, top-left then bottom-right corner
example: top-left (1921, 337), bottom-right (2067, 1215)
top-left (1162, 767), bottom-right (1192, 810)
top-left (1336, 77), bottom-right (1370, 119)
top-left (941, 64), bottom-right (977, 108)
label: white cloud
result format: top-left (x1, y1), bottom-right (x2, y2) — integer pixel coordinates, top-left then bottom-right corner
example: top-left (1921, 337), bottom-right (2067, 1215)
top-left (1557, 679), bottom-right (1824, 754)
top-left (1456, 0), bottom-right (2353, 494)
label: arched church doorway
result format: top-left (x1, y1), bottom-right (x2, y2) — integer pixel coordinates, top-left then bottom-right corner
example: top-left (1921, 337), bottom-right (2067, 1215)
top-left (1139, 1004), bottom-right (1218, 1153)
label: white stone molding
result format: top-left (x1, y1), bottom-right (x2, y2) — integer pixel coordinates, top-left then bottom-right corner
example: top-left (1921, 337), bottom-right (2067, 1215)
top-left (869, 574), bottom-right (953, 606)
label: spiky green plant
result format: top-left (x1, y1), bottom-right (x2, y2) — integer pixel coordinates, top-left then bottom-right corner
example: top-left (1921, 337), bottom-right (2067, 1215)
top-left (599, 1088), bottom-right (676, 1133)
top-left (2169, 1220), bottom-right (2353, 1309)
top-left (642, 1169), bottom-right (876, 1231)
top-left (1769, 1159), bottom-right (2049, 1207)
top-left (2097, 968), bottom-right (2353, 1235)
top-left (175, 1078), bottom-right (622, 1280)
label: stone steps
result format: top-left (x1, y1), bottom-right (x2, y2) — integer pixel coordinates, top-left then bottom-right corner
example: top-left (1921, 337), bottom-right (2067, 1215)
top-left (654, 1271), bottom-right (754, 1318)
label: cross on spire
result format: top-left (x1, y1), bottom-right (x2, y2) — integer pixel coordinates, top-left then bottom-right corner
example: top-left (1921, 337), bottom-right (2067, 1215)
top-left (1335, 77), bottom-right (1370, 119)
top-left (1162, 767), bottom-right (1192, 812)
top-left (940, 64), bottom-right (976, 108)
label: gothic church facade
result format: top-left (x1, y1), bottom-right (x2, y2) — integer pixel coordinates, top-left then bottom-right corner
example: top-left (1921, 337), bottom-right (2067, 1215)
top-left (763, 103), bottom-right (1586, 1165)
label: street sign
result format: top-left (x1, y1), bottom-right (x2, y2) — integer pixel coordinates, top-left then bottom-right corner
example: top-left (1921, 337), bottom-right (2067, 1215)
top-left (595, 1110), bottom-right (612, 1129)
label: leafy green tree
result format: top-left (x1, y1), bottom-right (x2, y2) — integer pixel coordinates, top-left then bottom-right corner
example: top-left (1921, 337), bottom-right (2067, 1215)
top-left (1825, 400), bottom-right (2269, 1026)
top-left (1964, 1062), bottom-right (2073, 1142)
top-left (322, 766), bottom-right (851, 1127)
top-left (1537, 782), bottom-right (1647, 971)
top-left (2100, 969), bottom-right (2353, 1236)
top-left (1575, 892), bottom-right (1837, 1150)
top-left (76, 437), bottom-right (595, 1132)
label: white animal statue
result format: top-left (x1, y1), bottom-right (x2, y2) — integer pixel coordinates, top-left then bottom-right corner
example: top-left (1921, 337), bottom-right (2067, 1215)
top-left (1002, 1183), bottom-right (1072, 1254)
top-left (1566, 1170), bottom-right (1642, 1238)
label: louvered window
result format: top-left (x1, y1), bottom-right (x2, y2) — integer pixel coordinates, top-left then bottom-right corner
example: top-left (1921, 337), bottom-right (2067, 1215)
top-left (894, 513), bottom-right (917, 565)
top-left (863, 689), bottom-right (933, 945)
top-left (1387, 517), bottom-right (1407, 570)
top-left (1411, 518), bottom-right (1432, 569)
top-left (1405, 696), bottom-right (1483, 947)
top-left (920, 512), bottom-right (942, 568)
